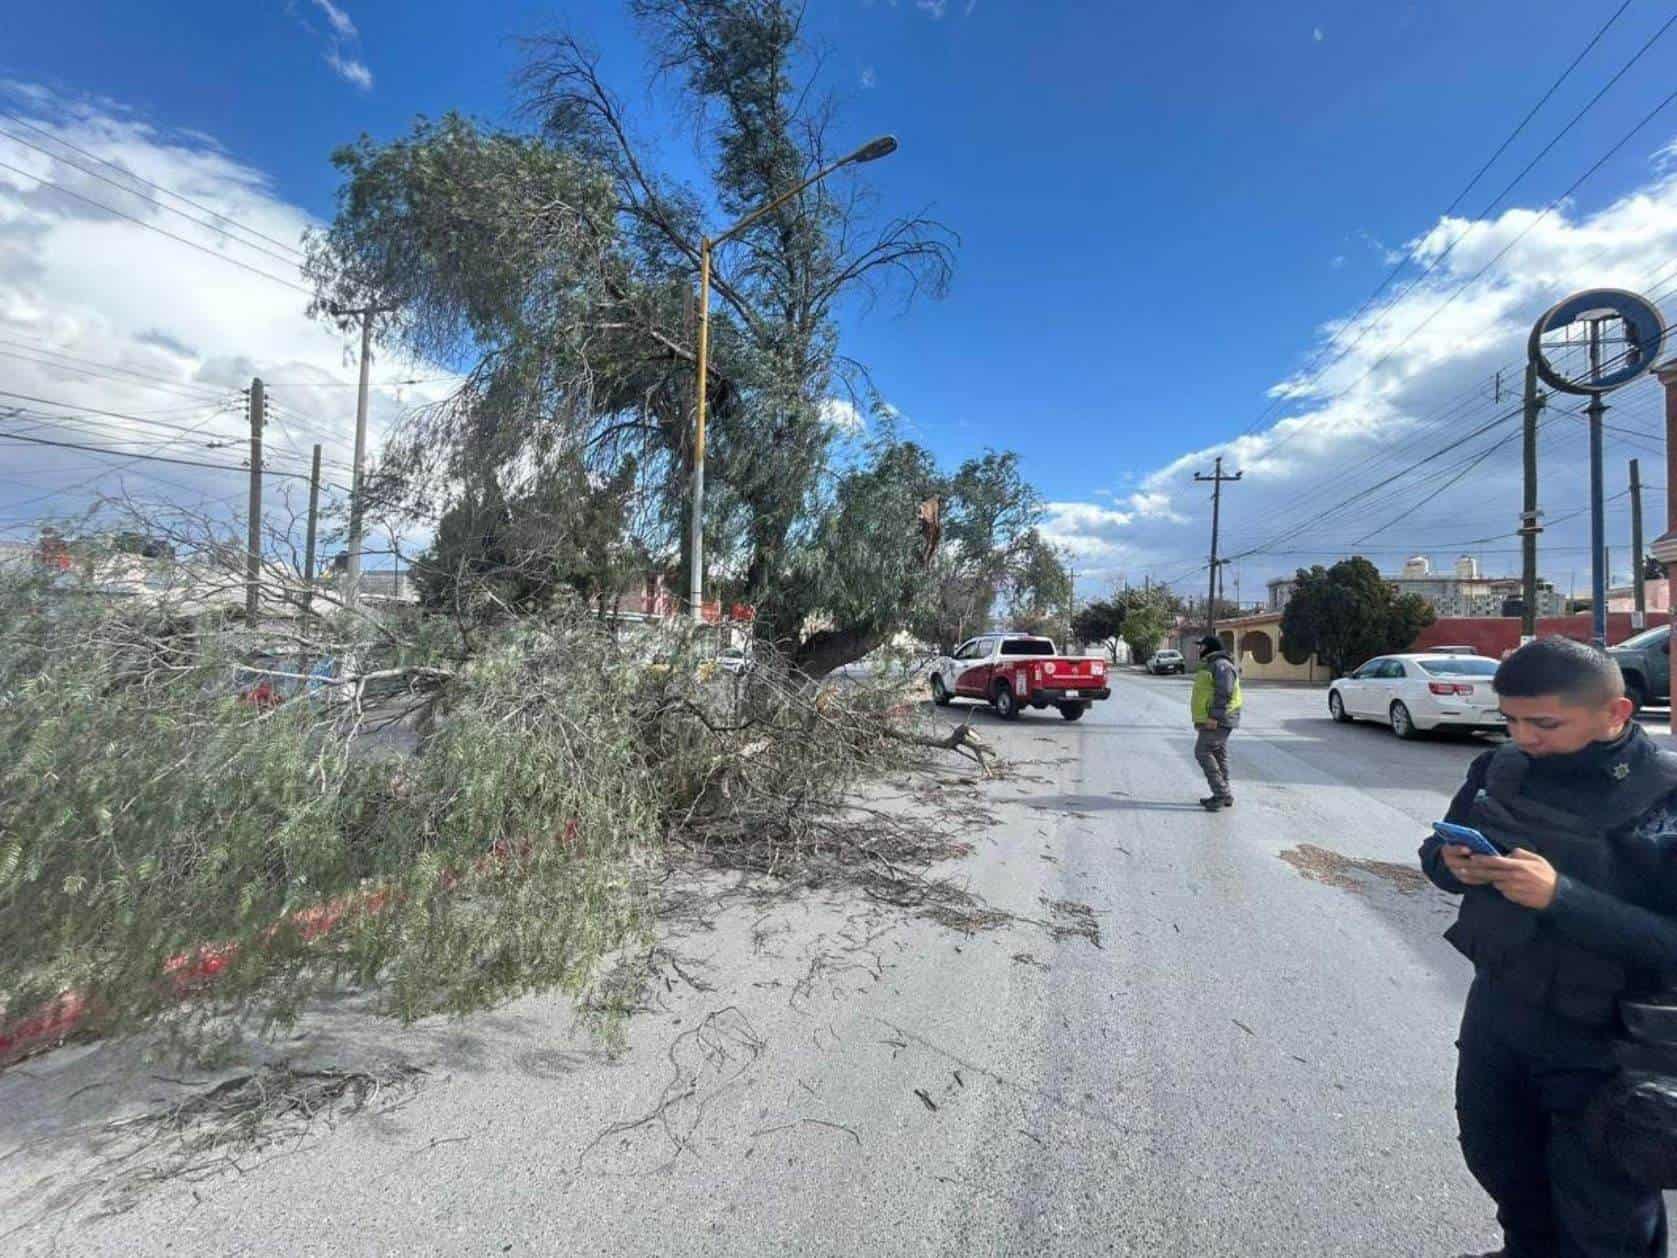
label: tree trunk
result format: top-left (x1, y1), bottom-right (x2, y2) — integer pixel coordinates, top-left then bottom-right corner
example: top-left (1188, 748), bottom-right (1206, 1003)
top-left (792, 624), bottom-right (887, 680)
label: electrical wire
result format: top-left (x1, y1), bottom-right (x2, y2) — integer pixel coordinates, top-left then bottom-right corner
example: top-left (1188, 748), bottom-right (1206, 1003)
top-left (0, 158), bottom-right (314, 297)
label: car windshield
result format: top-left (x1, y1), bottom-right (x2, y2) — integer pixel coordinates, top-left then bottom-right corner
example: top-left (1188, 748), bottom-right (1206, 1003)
top-left (1000, 639), bottom-right (1055, 656)
top-left (1417, 658), bottom-right (1498, 677)
top-left (1617, 626), bottom-right (1670, 651)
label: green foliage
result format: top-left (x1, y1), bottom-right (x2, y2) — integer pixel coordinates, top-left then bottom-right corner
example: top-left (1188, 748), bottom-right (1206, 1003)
top-left (308, 4), bottom-right (956, 676)
top-left (1072, 598), bottom-right (1126, 654)
top-left (1279, 556), bottom-right (1437, 677)
top-left (0, 555), bottom-right (930, 1049)
top-left (1116, 586), bottom-right (1179, 662)
top-left (908, 452), bottom-right (1049, 652)
top-left (412, 455), bottom-right (642, 618)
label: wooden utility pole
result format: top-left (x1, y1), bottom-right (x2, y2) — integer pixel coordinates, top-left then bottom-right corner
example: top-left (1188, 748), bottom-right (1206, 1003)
top-left (1519, 363), bottom-right (1544, 641)
top-left (328, 302), bottom-right (396, 610)
top-left (1195, 455), bottom-right (1243, 636)
top-left (1631, 458), bottom-right (1646, 621)
top-left (303, 442), bottom-right (322, 617)
top-left (245, 378), bottom-right (264, 622)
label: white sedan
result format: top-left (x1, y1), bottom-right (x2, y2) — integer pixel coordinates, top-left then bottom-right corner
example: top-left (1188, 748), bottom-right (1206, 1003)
top-left (1327, 653), bottom-right (1504, 739)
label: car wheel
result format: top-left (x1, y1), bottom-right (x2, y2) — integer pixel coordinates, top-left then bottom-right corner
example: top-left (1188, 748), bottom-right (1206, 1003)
top-left (931, 674), bottom-right (952, 706)
top-left (993, 681), bottom-right (1020, 721)
top-left (1390, 701), bottom-right (1419, 740)
top-left (1058, 702), bottom-right (1086, 721)
top-left (1626, 680), bottom-right (1648, 719)
top-left (1329, 691), bottom-right (1351, 724)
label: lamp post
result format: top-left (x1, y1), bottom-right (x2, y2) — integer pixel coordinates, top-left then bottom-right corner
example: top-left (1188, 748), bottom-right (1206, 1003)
top-left (688, 135), bottom-right (899, 622)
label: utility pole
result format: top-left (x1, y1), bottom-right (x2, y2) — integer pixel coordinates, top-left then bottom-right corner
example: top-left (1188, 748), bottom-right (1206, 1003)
top-left (245, 378), bottom-right (264, 622)
top-left (1519, 363), bottom-right (1544, 641)
top-left (1195, 455), bottom-right (1243, 636)
top-left (329, 302), bottom-right (395, 610)
top-left (1631, 458), bottom-right (1646, 623)
top-left (303, 442), bottom-right (322, 618)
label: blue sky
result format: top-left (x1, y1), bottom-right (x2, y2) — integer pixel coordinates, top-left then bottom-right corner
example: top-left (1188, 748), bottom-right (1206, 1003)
top-left (5, 0), bottom-right (1677, 597)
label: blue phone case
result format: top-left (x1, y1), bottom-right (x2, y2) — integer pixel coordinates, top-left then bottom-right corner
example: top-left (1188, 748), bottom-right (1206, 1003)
top-left (1432, 821), bottom-right (1504, 857)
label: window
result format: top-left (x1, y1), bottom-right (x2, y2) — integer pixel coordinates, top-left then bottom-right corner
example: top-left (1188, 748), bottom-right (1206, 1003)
top-left (953, 640), bottom-right (981, 661)
top-left (1379, 660), bottom-right (1408, 679)
top-left (1352, 659), bottom-right (1386, 679)
top-left (1618, 625), bottom-right (1670, 652)
top-left (1000, 638), bottom-right (1055, 657)
top-left (1418, 658), bottom-right (1499, 678)
top-left (1240, 631), bottom-right (1273, 664)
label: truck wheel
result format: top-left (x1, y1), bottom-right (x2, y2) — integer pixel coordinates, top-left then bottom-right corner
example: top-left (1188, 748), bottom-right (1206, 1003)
top-left (1058, 702), bottom-right (1086, 721)
top-left (993, 681), bottom-right (1020, 721)
top-left (1625, 680), bottom-right (1647, 718)
top-left (931, 674), bottom-right (952, 706)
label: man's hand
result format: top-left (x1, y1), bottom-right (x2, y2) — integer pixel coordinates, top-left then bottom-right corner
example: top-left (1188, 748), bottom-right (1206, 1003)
top-left (1439, 846), bottom-right (1558, 909)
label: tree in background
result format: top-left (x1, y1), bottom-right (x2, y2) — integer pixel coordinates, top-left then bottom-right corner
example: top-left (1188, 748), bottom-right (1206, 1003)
top-left (908, 451), bottom-right (1053, 652)
top-left (1006, 530), bottom-right (1073, 642)
top-left (1280, 556), bottom-right (1435, 678)
top-left (1071, 597), bottom-right (1126, 660)
top-left (1118, 587), bottom-right (1178, 664)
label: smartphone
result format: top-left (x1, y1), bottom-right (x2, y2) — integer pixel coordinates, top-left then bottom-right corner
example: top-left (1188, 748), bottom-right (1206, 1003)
top-left (1432, 820), bottom-right (1505, 857)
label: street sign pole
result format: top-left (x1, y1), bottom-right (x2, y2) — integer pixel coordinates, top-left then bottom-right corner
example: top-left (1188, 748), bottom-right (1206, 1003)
top-left (1529, 288), bottom-right (1667, 652)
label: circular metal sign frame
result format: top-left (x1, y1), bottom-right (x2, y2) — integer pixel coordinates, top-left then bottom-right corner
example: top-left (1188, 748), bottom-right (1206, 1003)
top-left (1527, 287), bottom-right (1666, 396)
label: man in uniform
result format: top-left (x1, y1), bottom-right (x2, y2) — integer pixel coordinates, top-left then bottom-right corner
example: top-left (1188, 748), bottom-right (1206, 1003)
top-left (1420, 637), bottom-right (1677, 1257)
top-left (1190, 633), bottom-right (1242, 811)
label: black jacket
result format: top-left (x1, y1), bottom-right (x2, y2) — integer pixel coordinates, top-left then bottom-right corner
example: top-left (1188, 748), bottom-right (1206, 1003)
top-left (1421, 726), bottom-right (1677, 1019)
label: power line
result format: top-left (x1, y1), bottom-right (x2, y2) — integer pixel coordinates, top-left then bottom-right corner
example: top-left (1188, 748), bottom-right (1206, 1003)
top-left (0, 112), bottom-right (308, 260)
top-left (0, 430), bottom-right (350, 489)
top-left (1236, 0), bottom-right (1641, 441)
top-left (0, 125), bottom-right (307, 271)
top-left (0, 158), bottom-right (315, 297)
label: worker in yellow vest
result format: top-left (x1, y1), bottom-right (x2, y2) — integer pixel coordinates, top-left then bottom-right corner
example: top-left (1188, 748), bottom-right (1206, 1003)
top-left (1190, 634), bottom-right (1243, 811)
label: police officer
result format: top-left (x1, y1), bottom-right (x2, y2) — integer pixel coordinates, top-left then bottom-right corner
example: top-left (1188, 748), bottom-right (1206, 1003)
top-left (1420, 637), bottom-right (1677, 1257)
top-left (1191, 633), bottom-right (1242, 811)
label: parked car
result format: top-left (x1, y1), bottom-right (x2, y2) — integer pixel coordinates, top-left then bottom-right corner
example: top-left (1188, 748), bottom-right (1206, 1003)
top-left (1608, 624), bottom-right (1669, 715)
top-left (1146, 649), bottom-right (1186, 675)
top-left (929, 633), bottom-right (1110, 721)
top-left (1328, 653), bottom-right (1505, 739)
top-left (718, 645), bottom-right (753, 675)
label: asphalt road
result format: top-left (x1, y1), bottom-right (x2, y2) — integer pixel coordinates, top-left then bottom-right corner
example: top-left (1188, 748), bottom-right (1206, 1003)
top-left (9, 669), bottom-right (1664, 1255)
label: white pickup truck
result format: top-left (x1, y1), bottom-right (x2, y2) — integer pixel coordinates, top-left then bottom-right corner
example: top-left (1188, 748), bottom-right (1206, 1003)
top-left (929, 633), bottom-right (1111, 721)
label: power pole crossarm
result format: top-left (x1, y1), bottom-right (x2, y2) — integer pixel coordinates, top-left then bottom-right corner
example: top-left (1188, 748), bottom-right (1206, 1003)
top-left (1194, 456), bottom-right (1244, 637)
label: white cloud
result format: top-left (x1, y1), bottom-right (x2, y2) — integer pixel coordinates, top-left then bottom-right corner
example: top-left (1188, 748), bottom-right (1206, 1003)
top-left (860, 66), bottom-right (878, 90)
top-left (1313, 27), bottom-right (1325, 42)
top-left (311, 0), bottom-right (359, 41)
top-left (1331, 254), bottom-right (1346, 268)
top-left (0, 84), bottom-right (455, 543)
top-left (1045, 139), bottom-right (1677, 598)
top-left (819, 396), bottom-right (866, 434)
top-left (325, 50), bottom-right (374, 92)
top-left (917, 0), bottom-right (949, 18)
top-left (288, 0), bottom-right (374, 91)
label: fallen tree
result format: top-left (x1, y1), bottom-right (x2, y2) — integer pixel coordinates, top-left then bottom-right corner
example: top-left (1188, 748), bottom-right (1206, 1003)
top-left (0, 513), bottom-right (986, 1064)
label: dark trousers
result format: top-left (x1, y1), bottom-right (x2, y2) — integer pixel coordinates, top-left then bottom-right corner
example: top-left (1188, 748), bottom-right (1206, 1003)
top-left (1194, 725), bottom-right (1231, 798)
top-left (1456, 976), bottom-right (1668, 1257)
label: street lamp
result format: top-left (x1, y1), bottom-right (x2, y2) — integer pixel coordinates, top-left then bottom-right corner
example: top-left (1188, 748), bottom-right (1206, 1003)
top-left (688, 135), bottom-right (899, 622)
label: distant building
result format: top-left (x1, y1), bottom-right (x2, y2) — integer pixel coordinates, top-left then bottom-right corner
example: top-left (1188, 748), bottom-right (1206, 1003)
top-left (1266, 553), bottom-right (1565, 618)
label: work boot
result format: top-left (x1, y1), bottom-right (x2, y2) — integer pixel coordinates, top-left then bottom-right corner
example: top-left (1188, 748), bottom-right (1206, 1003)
top-left (1200, 796), bottom-right (1225, 812)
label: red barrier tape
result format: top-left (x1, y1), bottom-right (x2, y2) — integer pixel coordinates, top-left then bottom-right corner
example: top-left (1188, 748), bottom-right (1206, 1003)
top-left (0, 819), bottom-right (581, 1069)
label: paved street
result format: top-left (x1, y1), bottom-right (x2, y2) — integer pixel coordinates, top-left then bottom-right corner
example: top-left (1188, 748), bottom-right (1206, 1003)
top-left (8, 669), bottom-right (1669, 1256)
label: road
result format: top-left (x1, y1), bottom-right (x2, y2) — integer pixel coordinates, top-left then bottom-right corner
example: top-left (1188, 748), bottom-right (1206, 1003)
top-left (8, 670), bottom-right (1666, 1255)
